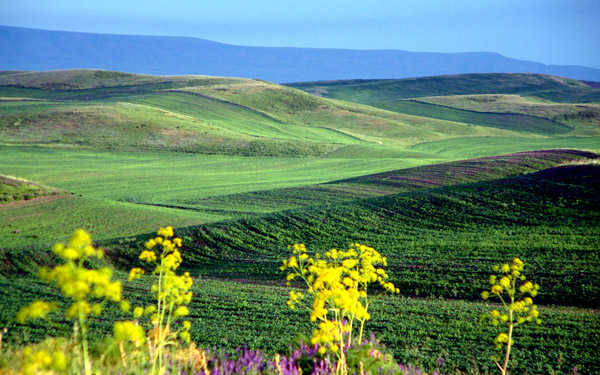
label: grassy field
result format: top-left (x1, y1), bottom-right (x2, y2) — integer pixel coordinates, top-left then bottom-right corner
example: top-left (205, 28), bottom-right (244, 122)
top-left (1, 70), bottom-right (599, 374)
top-left (409, 137), bottom-right (600, 158)
top-left (0, 146), bottom-right (445, 249)
top-left (375, 100), bottom-right (571, 134)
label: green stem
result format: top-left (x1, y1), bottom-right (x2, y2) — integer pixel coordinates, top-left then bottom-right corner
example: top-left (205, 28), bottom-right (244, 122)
top-left (501, 277), bottom-right (517, 375)
top-left (358, 300), bottom-right (369, 345)
top-left (152, 266), bottom-right (165, 375)
top-left (334, 309), bottom-right (346, 375)
top-left (78, 309), bottom-right (91, 375)
top-left (346, 310), bottom-right (354, 347)
top-left (359, 283), bottom-right (368, 344)
top-left (502, 313), bottom-right (514, 375)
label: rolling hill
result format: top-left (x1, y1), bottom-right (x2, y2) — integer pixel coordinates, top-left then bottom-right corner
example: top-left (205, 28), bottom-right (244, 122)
top-left (2, 70), bottom-right (600, 158)
top-left (288, 73), bottom-right (600, 103)
top-left (2, 25), bottom-right (600, 82)
top-left (1, 69), bottom-right (599, 249)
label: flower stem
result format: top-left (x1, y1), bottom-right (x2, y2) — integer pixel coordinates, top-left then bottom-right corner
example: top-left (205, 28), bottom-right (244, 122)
top-left (78, 311), bottom-right (91, 375)
top-left (152, 266), bottom-right (165, 375)
top-left (502, 313), bottom-right (514, 375)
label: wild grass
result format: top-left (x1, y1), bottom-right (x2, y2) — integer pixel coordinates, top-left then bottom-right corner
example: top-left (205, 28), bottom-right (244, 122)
top-left (0, 174), bottom-right (65, 203)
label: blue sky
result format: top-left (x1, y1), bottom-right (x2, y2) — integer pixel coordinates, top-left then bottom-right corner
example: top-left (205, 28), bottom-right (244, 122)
top-left (1, 0), bottom-right (599, 68)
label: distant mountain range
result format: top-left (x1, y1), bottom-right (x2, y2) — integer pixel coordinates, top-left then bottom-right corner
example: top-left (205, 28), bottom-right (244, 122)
top-left (2, 25), bottom-right (600, 83)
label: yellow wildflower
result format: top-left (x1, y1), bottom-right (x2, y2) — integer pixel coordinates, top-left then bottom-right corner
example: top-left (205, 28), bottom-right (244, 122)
top-left (16, 300), bottom-right (57, 324)
top-left (113, 321), bottom-right (145, 345)
top-left (491, 285), bottom-right (503, 295)
top-left (174, 306), bottom-right (189, 318)
top-left (139, 250), bottom-right (157, 263)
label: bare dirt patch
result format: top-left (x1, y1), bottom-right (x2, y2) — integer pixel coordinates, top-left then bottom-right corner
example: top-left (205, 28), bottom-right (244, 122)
top-left (0, 194), bottom-right (70, 209)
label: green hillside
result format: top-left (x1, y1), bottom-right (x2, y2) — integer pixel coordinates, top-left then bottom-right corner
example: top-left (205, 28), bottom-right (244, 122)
top-left (289, 73), bottom-right (600, 142)
top-left (288, 73), bottom-right (600, 103)
top-left (376, 100), bottom-right (571, 134)
top-left (3, 70), bottom-right (599, 155)
top-left (181, 149), bottom-right (596, 213)
top-left (123, 154), bottom-right (598, 308)
top-left (0, 146), bottom-right (440, 249)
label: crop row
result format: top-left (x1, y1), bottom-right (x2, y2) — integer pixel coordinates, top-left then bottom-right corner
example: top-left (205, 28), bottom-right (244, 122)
top-left (1, 276), bottom-right (598, 374)
top-left (137, 163), bottom-right (600, 307)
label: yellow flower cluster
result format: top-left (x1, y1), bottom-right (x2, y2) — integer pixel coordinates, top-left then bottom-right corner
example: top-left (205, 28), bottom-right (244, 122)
top-left (142, 226), bottom-right (184, 272)
top-left (51, 228), bottom-right (104, 261)
top-left (481, 257), bottom-right (542, 357)
top-left (21, 347), bottom-right (67, 375)
top-left (15, 300), bottom-right (56, 324)
top-left (132, 227), bottom-right (192, 307)
top-left (17, 230), bottom-right (122, 324)
top-left (494, 332), bottom-right (512, 349)
top-left (281, 243), bottom-right (398, 354)
top-left (129, 267), bottom-right (145, 281)
top-left (39, 264), bottom-right (122, 303)
top-left (14, 230), bottom-right (128, 375)
top-left (481, 258), bottom-right (539, 301)
top-left (113, 321), bottom-right (146, 347)
top-left (312, 320), bottom-right (351, 354)
top-left (153, 271), bottom-right (193, 306)
top-left (127, 226), bottom-right (194, 371)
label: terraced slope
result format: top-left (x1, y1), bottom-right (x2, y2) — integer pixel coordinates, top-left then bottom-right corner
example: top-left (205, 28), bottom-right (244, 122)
top-left (98, 150), bottom-right (600, 308)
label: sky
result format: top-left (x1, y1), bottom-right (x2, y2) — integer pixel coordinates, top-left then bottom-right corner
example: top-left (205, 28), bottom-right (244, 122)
top-left (1, 0), bottom-right (599, 69)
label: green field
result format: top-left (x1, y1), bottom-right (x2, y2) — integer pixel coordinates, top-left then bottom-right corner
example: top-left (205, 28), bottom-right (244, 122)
top-left (0, 146), bottom-right (445, 249)
top-left (1, 70), bottom-right (599, 374)
top-left (1, 277), bottom-right (598, 374)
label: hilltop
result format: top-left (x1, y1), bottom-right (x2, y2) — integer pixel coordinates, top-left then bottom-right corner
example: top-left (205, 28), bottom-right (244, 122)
top-left (288, 73), bottom-right (600, 103)
top-left (2, 25), bottom-right (600, 82)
